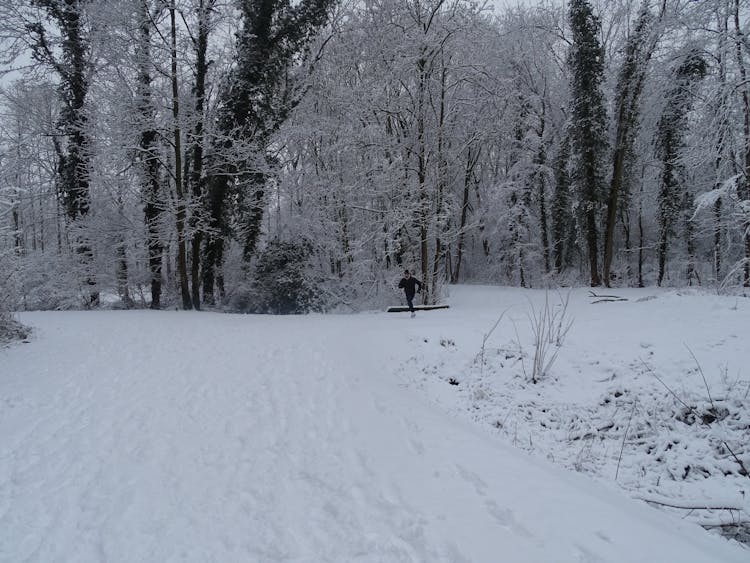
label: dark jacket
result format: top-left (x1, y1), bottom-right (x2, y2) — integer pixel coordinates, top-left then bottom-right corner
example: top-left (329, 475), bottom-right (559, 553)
top-left (398, 276), bottom-right (422, 297)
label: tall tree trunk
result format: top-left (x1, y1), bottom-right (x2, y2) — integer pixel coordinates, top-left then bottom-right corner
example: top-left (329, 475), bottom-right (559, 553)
top-left (684, 191), bottom-right (698, 285)
top-left (37, 193), bottom-right (43, 252)
top-left (453, 147), bottom-right (480, 283)
top-left (170, 0), bottom-right (192, 309)
top-left (116, 238), bottom-right (133, 308)
top-left (586, 204), bottom-right (600, 286)
top-left (136, 0), bottom-right (163, 309)
top-left (655, 53), bottom-right (706, 287)
top-left (619, 206), bottom-right (632, 282)
top-left (602, 1), bottom-right (664, 286)
top-left (713, 4), bottom-right (731, 284)
top-left (188, 0), bottom-right (213, 310)
top-left (29, 0), bottom-right (97, 305)
top-left (12, 137), bottom-right (25, 254)
top-left (431, 60), bottom-right (449, 303)
top-left (552, 135), bottom-right (572, 273)
top-left (713, 199), bottom-right (722, 281)
top-left (202, 237), bottom-right (219, 306)
top-left (12, 202), bottom-right (22, 253)
top-left (638, 181), bottom-right (645, 288)
top-left (145, 193), bottom-right (163, 309)
top-left (568, 0), bottom-right (608, 287)
top-left (201, 0), bottom-right (333, 299)
top-left (734, 0), bottom-right (750, 286)
top-left (657, 157), bottom-right (672, 287)
top-left (202, 160), bottom-right (230, 306)
top-left (416, 54), bottom-right (429, 304)
top-left (536, 99), bottom-right (550, 274)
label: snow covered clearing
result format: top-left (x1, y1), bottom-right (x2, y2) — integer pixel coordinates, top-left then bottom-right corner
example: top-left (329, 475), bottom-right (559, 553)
top-left (1, 286), bottom-right (748, 562)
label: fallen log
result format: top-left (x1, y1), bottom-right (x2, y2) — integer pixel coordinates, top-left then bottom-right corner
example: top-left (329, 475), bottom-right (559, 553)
top-left (387, 305), bottom-right (450, 312)
top-left (589, 290), bottom-right (628, 303)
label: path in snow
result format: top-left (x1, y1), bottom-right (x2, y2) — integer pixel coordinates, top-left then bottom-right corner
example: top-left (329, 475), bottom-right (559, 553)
top-left (0, 301), bottom-right (747, 562)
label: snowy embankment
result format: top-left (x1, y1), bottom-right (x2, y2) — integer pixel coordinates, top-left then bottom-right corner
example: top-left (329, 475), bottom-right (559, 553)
top-left (1, 287), bottom-right (747, 562)
top-left (402, 286), bottom-right (750, 545)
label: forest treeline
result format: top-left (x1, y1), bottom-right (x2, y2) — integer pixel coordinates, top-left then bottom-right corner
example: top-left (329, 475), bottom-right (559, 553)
top-left (1, 0), bottom-right (750, 314)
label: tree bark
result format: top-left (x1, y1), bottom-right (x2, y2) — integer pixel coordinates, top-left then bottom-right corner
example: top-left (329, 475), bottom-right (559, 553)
top-left (536, 100), bottom-right (550, 274)
top-left (170, 1), bottom-right (192, 309)
top-left (188, 0), bottom-right (213, 310)
top-left (136, 0), bottom-right (163, 309)
top-left (416, 53), bottom-right (430, 304)
top-left (733, 0), bottom-right (750, 286)
top-left (638, 180), bottom-right (645, 288)
top-left (29, 0), bottom-right (97, 305)
top-left (453, 147), bottom-right (480, 283)
top-left (431, 60), bottom-right (449, 303)
top-left (602, 1), bottom-right (664, 287)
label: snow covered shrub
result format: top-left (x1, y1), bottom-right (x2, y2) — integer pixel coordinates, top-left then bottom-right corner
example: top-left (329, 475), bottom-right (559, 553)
top-left (695, 176), bottom-right (750, 292)
top-left (0, 310), bottom-right (28, 343)
top-left (526, 291), bottom-right (573, 383)
top-left (0, 249), bottom-right (29, 342)
top-left (15, 251), bottom-right (85, 310)
top-left (238, 239), bottom-right (321, 314)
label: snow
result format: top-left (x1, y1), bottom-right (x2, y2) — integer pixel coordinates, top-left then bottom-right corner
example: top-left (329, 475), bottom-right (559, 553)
top-left (403, 287), bottom-right (750, 534)
top-left (1, 286), bottom-right (748, 562)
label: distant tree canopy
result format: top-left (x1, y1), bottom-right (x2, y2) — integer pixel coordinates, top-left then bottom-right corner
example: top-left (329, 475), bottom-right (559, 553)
top-left (2, 0), bottom-right (750, 313)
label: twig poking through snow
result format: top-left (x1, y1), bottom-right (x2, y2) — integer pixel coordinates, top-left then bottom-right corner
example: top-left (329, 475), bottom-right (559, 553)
top-left (639, 359), bottom-right (694, 412)
top-left (636, 495), bottom-right (745, 512)
top-left (642, 355), bottom-right (750, 480)
top-left (615, 399), bottom-right (637, 481)
top-left (525, 292), bottom-right (573, 383)
top-left (682, 347), bottom-right (749, 479)
top-left (722, 442), bottom-right (750, 479)
top-left (479, 307), bottom-right (511, 376)
top-left (685, 345), bottom-right (716, 411)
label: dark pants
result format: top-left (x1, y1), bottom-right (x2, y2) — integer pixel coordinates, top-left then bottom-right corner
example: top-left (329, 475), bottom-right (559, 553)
top-left (405, 292), bottom-right (415, 312)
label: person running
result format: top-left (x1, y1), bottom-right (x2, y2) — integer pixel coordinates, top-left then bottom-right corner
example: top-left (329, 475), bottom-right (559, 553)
top-left (398, 269), bottom-right (423, 317)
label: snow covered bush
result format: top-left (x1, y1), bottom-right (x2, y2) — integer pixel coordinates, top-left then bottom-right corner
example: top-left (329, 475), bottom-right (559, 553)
top-left (0, 311), bottom-right (28, 343)
top-left (695, 177), bottom-right (750, 293)
top-left (0, 249), bottom-right (29, 342)
top-left (233, 239), bottom-right (321, 314)
top-left (14, 252), bottom-right (86, 310)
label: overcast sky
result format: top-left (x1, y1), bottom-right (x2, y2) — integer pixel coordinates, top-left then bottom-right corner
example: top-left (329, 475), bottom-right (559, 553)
top-left (489, 0), bottom-right (537, 8)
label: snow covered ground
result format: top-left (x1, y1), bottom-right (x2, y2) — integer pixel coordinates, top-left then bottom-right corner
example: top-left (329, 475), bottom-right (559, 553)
top-left (402, 286), bottom-right (750, 543)
top-left (1, 286), bottom-right (748, 562)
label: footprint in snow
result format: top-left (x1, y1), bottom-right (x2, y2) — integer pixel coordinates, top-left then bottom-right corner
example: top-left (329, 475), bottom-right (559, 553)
top-left (594, 530), bottom-right (612, 544)
top-left (484, 500), bottom-right (533, 539)
top-left (372, 396), bottom-right (390, 414)
top-left (408, 437), bottom-right (425, 455)
top-left (456, 464), bottom-right (488, 496)
top-left (573, 543), bottom-right (605, 563)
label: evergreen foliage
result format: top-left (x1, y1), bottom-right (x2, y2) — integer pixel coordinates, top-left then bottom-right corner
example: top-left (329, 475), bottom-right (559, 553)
top-left (27, 0), bottom-right (91, 222)
top-left (242, 239), bottom-right (319, 315)
top-left (603, 2), bottom-right (659, 285)
top-left (655, 51), bottom-right (708, 286)
top-left (26, 0), bottom-right (97, 305)
top-left (202, 0), bottom-right (335, 304)
top-left (567, 0), bottom-right (608, 286)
